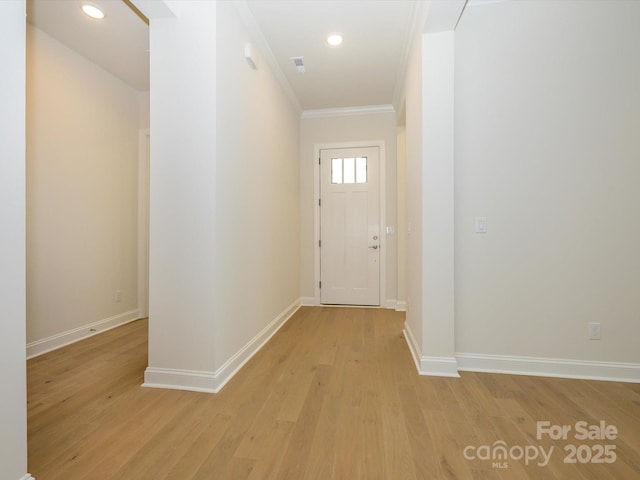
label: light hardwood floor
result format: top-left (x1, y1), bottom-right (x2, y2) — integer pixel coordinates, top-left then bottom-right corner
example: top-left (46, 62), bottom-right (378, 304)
top-left (28, 307), bottom-right (639, 479)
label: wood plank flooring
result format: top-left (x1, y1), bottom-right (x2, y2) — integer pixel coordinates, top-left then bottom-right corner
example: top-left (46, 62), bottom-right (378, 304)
top-left (28, 307), bottom-right (640, 479)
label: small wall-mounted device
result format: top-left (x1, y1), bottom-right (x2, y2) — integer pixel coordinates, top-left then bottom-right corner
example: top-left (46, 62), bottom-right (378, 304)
top-left (291, 56), bottom-right (306, 73)
top-left (244, 43), bottom-right (258, 70)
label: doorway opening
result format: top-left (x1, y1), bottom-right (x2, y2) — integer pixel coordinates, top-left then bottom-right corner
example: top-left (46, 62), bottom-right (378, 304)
top-left (314, 142), bottom-right (387, 306)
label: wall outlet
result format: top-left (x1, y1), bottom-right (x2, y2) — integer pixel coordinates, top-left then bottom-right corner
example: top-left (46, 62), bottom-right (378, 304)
top-left (115, 289), bottom-right (122, 303)
top-left (588, 322), bottom-right (601, 340)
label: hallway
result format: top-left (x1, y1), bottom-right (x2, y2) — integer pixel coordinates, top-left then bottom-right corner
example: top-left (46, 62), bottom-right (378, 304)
top-left (28, 307), bottom-right (640, 479)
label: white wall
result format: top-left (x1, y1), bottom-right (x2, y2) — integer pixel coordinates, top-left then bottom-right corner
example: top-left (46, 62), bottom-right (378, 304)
top-left (403, 29), bottom-right (424, 357)
top-left (26, 25), bottom-right (141, 352)
top-left (0, 2), bottom-right (29, 479)
top-left (300, 111), bottom-right (398, 306)
top-left (396, 126), bottom-right (407, 307)
top-left (420, 29), bottom-right (456, 372)
top-left (142, 1), bottom-right (300, 391)
top-left (403, 0), bottom-right (470, 377)
top-left (145, 1), bottom-right (218, 380)
top-left (214, 1), bottom-right (300, 368)
top-left (455, 1), bottom-right (640, 365)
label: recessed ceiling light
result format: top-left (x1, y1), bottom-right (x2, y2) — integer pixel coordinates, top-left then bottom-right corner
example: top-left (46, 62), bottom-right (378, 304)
top-left (81, 3), bottom-right (105, 20)
top-left (327, 33), bottom-right (343, 47)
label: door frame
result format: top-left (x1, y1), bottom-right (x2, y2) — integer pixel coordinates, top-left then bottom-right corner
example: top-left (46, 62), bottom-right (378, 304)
top-left (313, 140), bottom-right (387, 306)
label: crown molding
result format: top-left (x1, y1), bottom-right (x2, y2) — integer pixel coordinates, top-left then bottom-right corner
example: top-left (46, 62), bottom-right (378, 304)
top-left (232, 0), bottom-right (302, 113)
top-left (392, 0), bottom-right (427, 113)
top-left (301, 104), bottom-right (395, 119)
top-left (466, 0), bottom-right (512, 6)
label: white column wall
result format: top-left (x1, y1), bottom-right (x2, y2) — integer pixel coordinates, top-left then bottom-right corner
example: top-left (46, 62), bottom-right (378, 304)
top-left (0, 2), bottom-right (30, 479)
top-left (143, 2), bottom-right (219, 389)
top-left (420, 31), bottom-right (457, 375)
top-left (403, 0), bottom-right (465, 377)
top-left (137, 0), bottom-right (301, 393)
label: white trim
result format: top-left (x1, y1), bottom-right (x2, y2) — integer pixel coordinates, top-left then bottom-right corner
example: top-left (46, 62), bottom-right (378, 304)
top-left (142, 367), bottom-right (217, 393)
top-left (395, 301), bottom-right (407, 312)
top-left (212, 300), bottom-right (300, 392)
top-left (18, 475), bottom-right (35, 480)
top-left (143, 300), bottom-right (301, 393)
top-left (386, 299), bottom-right (397, 310)
top-left (403, 325), bottom-right (639, 382)
top-left (403, 321), bottom-right (460, 377)
top-left (314, 141), bottom-right (387, 307)
top-left (420, 356), bottom-right (460, 377)
top-left (26, 310), bottom-right (140, 359)
top-left (466, 0), bottom-right (512, 7)
top-left (312, 304), bottom-right (381, 310)
top-left (137, 129), bottom-right (150, 319)
top-left (392, 0), bottom-right (426, 112)
top-left (456, 353), bottom-right (640, 383)
top-left (302, 104), bottom-right (395, 119)
top-left (403, 321), bottom-right (421, 372)
top-left (300, 296), bottom-right (316, 306)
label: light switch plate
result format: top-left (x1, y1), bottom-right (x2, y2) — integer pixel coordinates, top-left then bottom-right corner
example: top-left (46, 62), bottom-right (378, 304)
top-left (475, 217), bottom-right (487, 234)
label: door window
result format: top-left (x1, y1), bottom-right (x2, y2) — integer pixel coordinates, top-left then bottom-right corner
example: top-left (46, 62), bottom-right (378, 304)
top-left (330, 157), bottom-right (367, 184)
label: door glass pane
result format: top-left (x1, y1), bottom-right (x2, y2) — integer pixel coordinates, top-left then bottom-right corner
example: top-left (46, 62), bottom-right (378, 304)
top-left (331, 158), bottom-right (343, 184)
top-left (356, 157), bottom-right (367, 183)
top-left (343, 157), bottom-right (355, 183)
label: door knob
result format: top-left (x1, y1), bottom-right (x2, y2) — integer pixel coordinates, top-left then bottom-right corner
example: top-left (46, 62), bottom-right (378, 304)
top-left (368, 245), bottom-right (379, 249)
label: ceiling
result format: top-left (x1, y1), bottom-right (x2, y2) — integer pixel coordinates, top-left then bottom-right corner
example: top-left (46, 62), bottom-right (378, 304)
top-left (27, 0), bottom-right (429, 111)
top-left (27, 0), bottom-right (150, 91)
top-left (243, 0), bottom-right (419, 111)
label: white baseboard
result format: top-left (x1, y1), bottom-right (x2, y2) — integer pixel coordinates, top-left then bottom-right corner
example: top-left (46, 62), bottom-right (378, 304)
top-left (143, 299), bottom-right (302, 393)
top-left (395, 301), bottom-right (407, 312)
top-left (403, 322), bottom-right (421, 372)
top-left (420, 356), bottom-right (460, 377)
top-left (456, 353), bottom-right (640, 383)
top-left (402, 321), bottom-right (460, 378)
top-left (300, 296), bottom-right (316, 306)
top-left (403, 321), bottom-right (638, 382)
top-left (143, 367), bottom-right (218, 393)
top-left (212, 299), bottom-right (301, 392)
top-left (26, 309), bottom-right (140, 359)
top-left (19, 474), bottom-right (35, 480)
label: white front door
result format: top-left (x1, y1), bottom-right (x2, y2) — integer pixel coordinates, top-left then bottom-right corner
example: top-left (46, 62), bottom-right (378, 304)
top-left (320, 147), bottom-right (380, 306)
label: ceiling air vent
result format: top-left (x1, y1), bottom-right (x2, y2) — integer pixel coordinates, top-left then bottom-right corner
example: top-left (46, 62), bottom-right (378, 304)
top-left (290, 56), bottom-right (306, 73)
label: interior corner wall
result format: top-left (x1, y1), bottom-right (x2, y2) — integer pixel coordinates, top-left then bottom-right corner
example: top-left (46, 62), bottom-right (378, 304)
top-left (403, 29), bottom-right (424, 351)
top-left (299, 112), bottom-right (398, 306)
top-left (396, 126), bottom-right (407, 307)
top-left (0, 2), bottom-right (28, 479)
top-left (26, 25), bottom-right (140, 350)
top-left (214, 1), bottom-right (300, 369)
top-left (454, 1), bottom-right (640, 364)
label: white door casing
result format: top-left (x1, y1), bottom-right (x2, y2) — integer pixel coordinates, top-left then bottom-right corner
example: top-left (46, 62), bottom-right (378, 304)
top-left (320, 146), bottom-right (380, 306)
